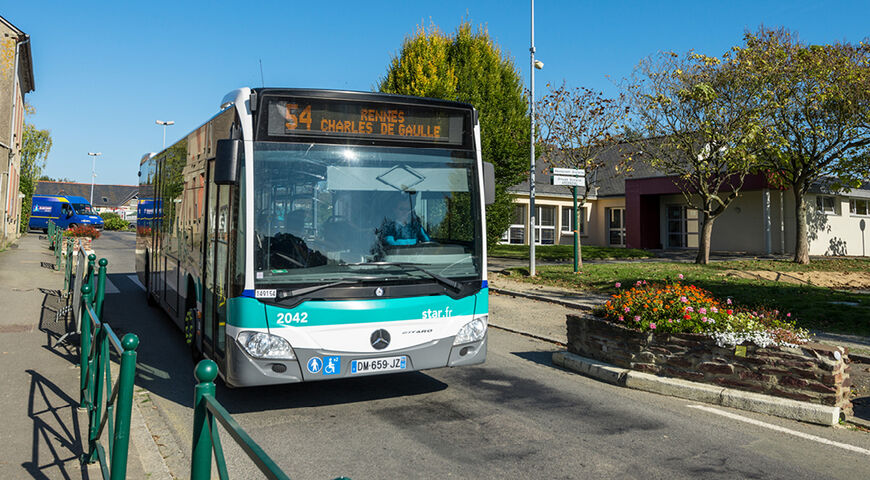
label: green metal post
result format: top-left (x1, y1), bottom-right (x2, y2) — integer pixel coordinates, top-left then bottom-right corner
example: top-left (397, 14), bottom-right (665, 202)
top-left (95, 258), bottom-right (108, 318)
top-left (191, 360), bottom-right (218, 480)
top-left (79, 283), bottom-right (93, 408)
top-left (64, 238), bottom-right (74, 293)
top-left (109, 334), bottom-right (139, 480)
top-left (573, 186), bottom-right (579, 273)
top-left (87, 254), bottom-right (97, 308)
top-left (86, 324), bottom-right (107, 464)
top-left (56, 232), bottom-right (63, 270)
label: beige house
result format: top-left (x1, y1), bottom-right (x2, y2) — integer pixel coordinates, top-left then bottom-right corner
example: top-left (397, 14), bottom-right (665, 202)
top-left (0, 15), bottom-right (34, 247)
top-left (506, 147), bottom-right (870, 257)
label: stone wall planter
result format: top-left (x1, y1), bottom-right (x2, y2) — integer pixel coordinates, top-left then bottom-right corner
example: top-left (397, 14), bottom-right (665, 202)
top-left (567, 313), bottom-right (852, 414)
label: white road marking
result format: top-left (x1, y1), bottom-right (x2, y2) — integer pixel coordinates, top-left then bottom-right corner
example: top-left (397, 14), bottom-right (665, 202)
top-left (687, 404), bottom-right (870, 456)
top-left (127, 274), bottom-right (145, 291)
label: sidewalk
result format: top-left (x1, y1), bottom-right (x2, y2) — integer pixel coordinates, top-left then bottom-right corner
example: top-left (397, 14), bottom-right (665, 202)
top-left (0, 233), bottom-right (148, 479)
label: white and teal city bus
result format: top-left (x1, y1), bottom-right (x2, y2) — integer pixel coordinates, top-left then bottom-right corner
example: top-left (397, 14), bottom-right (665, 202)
top-left (137, 88), bottom-right (494, 386)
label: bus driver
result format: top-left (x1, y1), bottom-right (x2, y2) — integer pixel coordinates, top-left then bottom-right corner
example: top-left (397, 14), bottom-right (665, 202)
top-left (379, 194), bottom-right (430, 246)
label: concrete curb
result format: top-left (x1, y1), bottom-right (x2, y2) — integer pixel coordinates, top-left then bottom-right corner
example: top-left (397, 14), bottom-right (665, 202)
top-left (553, 351), bottom-right (842, 427)
top-left (490, 287), bottom-right (596, 311)
top-left (129, 387), bottom-right (173, 479)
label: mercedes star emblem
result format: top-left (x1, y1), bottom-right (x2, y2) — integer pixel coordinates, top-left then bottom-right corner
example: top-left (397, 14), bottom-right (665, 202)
top-left (370, 329), bottom-right (391, 350)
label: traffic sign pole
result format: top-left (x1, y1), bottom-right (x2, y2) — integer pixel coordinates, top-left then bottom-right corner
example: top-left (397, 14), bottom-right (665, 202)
top-left (573, 185), bottom-right (579, 273)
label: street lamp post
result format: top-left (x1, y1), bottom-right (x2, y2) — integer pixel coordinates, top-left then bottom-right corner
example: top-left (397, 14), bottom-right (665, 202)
top-left (156, 120), bottom-right (175, 149)
top-left (87, 152), bottom-right (101, 205)
top-left (529, 0), bottom-right (543, 276)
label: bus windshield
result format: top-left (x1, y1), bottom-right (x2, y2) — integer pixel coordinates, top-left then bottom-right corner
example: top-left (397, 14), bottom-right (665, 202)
top-left (72, 203), bottom-right (96, 215)
top-left (253, 142), bottom-right (482, 286)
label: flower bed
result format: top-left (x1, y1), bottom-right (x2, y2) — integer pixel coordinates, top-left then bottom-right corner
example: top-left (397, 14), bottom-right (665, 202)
top-left (569, 279), bottom-right (852, 413)
top-left (600, 279), bottom-right (809, 348)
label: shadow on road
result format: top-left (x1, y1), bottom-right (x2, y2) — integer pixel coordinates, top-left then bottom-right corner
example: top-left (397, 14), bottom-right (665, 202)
top-left (22, 369), bottom-right (89, 480)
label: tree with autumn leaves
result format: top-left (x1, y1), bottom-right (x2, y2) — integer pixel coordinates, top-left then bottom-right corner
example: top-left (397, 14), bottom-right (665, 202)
top-left (626, 28), bottom-right (870, 264)
top-left (737, 28), bottom-right (870, 264)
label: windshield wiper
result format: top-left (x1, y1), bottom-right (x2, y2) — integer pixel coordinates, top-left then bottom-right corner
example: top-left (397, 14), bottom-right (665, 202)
top-left (276, 280), bottom-right (359, 300)
top-left (346, 262), bottom-right (462, 292)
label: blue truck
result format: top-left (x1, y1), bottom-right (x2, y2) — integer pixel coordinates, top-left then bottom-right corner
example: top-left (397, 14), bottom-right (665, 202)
top-left (28, 195), bottom-right (104, 232)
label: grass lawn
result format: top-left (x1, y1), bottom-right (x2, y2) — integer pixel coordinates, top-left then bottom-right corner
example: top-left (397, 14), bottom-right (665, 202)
top-left (503, 257), bottom-right (870, 336)
top-left (490, 244), bottom-right (654, 261)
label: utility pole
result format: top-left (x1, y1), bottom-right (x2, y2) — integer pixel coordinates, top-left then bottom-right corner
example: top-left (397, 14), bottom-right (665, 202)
top-left (87, 152), bottom-right (101, 205)
top-left (529, 0), bottom-right (537, 276)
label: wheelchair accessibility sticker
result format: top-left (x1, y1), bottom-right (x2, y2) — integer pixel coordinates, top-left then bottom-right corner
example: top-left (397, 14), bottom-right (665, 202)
top-left (306, 357), bottom-right (322, 374)
top-left (323, 356), bottom-right (341, 376)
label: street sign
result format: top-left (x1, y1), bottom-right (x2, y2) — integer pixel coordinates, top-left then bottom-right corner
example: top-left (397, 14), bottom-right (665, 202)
top-left (551, 168), bottom-right (585, 177)
top-left (552, 175), bottom-right (586, 187)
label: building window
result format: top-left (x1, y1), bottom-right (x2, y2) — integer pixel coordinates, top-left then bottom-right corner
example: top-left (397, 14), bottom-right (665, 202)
top-left (607, 207), bottom-right (626, 247)
top-left (561, 206), bottom-right (585, 235)
top-left (534, 205), bottom-right (556, 245)
top-left (850, 198), bottom-right (869, 216)
top-left (666, 205), bottom-right (699, 248)
top-left (501, 204), bottom-right (526, 244)
top-left (816, 196), bottom-right (837, 215)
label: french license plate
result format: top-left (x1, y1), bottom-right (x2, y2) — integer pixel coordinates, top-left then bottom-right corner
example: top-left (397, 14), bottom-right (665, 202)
top-left (351, 356), bottom-right (407, 374)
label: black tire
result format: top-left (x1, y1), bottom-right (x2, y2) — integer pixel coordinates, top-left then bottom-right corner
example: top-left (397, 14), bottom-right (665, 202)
top-left (68, 223), bottom-right (78, 229)
top-left (42, 228), bottom-right (48, 234)
top-left (186, 308), bottom-right (203, 362)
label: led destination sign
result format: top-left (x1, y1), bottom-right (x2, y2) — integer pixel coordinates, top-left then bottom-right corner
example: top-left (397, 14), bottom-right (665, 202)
top-left (265, 97), bottom-right (466, 145)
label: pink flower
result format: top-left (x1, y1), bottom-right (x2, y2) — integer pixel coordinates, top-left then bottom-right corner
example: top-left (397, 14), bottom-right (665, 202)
top-left (643, 280), bottom-right (648, 285)
top-left (615, 282), bottom-right (621, 288)
top-left (636, 280), bottom-right (642, 286)
top-left (699, 307), bottom-right (707, 315)
top-left (649, 323), bottom-right (657, 330)
top-left (727, 298), bottom-right (733, 305)
top-left (624, 306), bottom-right (630, 313)
top-left (680, 296), bottom-right (688, 303)
top-left (678, 274), bottom-right (684, 280)
top-left (618, 315), bottom-right (624, 322)
top-left (701, 316), bottom-right (708, 323)
top-left (710, 306), bottom-right (718, 313)
top-left (786, 312), bottom-right (791, 318)
top-left (634, 315), bottom-right (641, 322)
top-left (685, 306), bottom-right (694, 313)
top-left (667, 319), bottom-right (673, 324)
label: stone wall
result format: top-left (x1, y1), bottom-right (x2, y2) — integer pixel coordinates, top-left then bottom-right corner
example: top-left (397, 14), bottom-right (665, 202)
top-left (567, 313), bottom-right (852, 413)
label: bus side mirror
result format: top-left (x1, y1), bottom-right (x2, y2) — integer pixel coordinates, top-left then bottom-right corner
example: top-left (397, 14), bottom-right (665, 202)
top-left (482, 161), bottom-right (495, 205)
top-left (214, 139), bottom-right (241, 185)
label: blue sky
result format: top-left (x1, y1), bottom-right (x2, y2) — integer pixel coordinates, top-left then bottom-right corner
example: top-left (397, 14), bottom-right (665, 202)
top-left (4, 1), bottom-right (868, 186)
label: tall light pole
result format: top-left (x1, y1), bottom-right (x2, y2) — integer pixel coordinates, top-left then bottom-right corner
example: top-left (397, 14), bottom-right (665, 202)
top-left (529, 0), bottom-right (543, 276)
top-left (156, 120), bottom-right (175, 149)
top-left (87, 152), bottom-right (101, 205)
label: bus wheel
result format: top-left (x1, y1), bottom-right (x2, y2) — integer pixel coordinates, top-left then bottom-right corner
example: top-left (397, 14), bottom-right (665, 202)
top-left (42, 228), bottom-right (48, 234)
top-left (186, 308), bottom-right (203, 361)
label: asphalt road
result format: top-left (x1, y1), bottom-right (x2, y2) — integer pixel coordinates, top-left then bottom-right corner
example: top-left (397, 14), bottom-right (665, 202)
top-left (96, 231), bottom-right (870, 479)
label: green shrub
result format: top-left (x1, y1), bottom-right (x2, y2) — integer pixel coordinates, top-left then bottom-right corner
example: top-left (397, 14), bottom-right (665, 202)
top-left (103, 216), bottom-right (129, 231)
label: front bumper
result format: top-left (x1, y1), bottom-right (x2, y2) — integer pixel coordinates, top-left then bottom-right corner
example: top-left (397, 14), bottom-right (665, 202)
top-left (225, 335), bottom-right (487, 387)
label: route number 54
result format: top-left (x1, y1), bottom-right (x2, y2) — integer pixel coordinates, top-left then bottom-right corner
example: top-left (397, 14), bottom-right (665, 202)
top-left (284, 104), bottom-right (312, 130)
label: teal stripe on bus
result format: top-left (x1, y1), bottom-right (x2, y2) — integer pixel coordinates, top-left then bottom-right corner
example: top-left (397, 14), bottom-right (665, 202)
top-left (226, 289), bottom-right (488, 329)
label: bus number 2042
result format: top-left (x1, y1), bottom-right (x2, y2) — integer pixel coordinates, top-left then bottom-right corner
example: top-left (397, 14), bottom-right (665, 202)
top-left (276, 312), bottom-right (309, 324)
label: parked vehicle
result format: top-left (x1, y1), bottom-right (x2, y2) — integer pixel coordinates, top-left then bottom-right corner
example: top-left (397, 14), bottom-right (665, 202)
top-left (29, 195), bottom-right (105, 232)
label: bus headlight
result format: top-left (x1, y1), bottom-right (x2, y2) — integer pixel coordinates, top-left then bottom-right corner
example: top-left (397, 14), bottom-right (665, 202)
top-left (453, 317), bottom-right (487, 346)
top-left (236, 331), bottom-right (296, 360)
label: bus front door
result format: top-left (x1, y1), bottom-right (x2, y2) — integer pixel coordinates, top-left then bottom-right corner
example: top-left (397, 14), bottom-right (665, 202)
top-left (203, 160), bottom-right (230, 364)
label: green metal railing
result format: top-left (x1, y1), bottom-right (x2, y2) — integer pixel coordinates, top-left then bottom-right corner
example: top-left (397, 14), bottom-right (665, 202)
top-left (191, 360), bottom-right (350, 480)
top-left (79, 257), bottom-right (140, 480)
